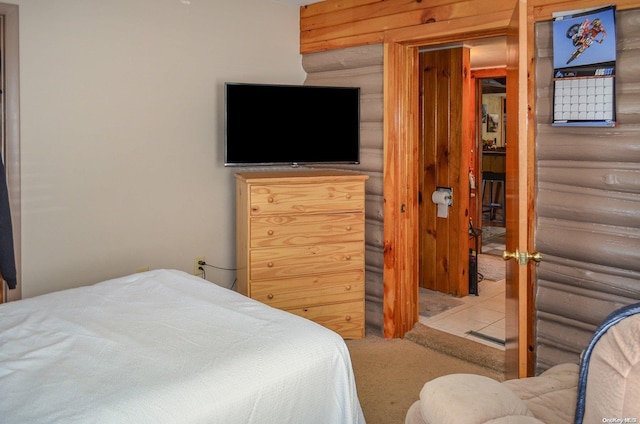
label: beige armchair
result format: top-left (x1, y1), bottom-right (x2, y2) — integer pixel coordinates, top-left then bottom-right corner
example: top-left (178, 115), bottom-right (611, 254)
top-left (405, 304), bottom-right (640, 424)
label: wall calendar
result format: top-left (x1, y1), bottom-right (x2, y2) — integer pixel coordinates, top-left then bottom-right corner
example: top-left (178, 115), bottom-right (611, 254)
top-left (552, 5), bottom-right (617, 127)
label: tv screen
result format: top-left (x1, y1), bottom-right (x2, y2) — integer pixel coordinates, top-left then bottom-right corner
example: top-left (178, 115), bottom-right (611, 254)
top-left (224, 83), bottom-right (360, 166)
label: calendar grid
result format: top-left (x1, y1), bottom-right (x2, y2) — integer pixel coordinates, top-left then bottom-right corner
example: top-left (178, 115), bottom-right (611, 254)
top-left (553, 75), bottom-right (615, 125)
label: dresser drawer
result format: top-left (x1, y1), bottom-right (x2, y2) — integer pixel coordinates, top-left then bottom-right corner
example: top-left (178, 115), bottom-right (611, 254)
top-left (250, 242), bottom-right (364, 280)
top-left (250, 271), bottom-right (365, 309)
top-left (250, 213), bottom-right (364, 248)
top-left (287, 301), bottom-right (365, 339)
top-left (249, 181), bottom-right (364, 215)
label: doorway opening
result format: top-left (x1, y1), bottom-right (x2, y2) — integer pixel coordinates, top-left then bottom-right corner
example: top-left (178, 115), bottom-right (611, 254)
top-left (417, 51), bottom-right (508, 351)
top-left (384, 5), bottom-right (529, 377)
top-left (478, 75), bottom-right (507, 257)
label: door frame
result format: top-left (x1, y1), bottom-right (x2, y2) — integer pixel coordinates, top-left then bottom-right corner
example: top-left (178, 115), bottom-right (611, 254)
top-left (382, 4), bottom-right (533, 378)
top-left (471, 68), bottom-right (507, 247)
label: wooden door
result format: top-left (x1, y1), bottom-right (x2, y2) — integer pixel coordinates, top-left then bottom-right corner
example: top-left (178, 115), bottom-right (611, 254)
top-left (504, 0), bottom-right (533, 379)
top-left (419, 47), bottom-right (471, 296)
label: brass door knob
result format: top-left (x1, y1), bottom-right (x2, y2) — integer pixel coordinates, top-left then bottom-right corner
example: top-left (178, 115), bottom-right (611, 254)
top-left (503, 249), bottom-right (542, 265)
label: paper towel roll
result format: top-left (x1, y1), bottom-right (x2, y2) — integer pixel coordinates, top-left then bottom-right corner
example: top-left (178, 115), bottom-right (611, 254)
top-left (431, 191), bottom-right (451, 218)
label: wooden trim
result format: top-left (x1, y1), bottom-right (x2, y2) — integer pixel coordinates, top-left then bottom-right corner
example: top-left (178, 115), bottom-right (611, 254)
top-left (382, 41), bottom-right (399, 338)
top-left (383, 41), bottom-right (420, 338)
top-left (301, 0), bottom-right (516, 54)
top-left (471, 67), bottom-right (507, 238)
top-left (383, 24), bottom-right (508, 339)
top-left (455, 47), bottom-right (472, 296)
top-left (525, 2), bottom-right (538, 377)
top-left (471, 68), bottom-right (507, 79)
top-left (384, 11), bottom-right (512, 47)
top-left (301, 1), bottom-right (640, 54)
top-left (530, 0), bottom-right (640, 21)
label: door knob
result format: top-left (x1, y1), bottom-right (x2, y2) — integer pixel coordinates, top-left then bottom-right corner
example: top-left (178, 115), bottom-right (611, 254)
top-left (502, 248), bottom-right (542, 265)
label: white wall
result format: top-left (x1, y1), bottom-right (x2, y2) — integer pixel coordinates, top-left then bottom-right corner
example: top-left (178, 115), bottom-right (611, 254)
top-left (10, 0), bottom-right (305, 298)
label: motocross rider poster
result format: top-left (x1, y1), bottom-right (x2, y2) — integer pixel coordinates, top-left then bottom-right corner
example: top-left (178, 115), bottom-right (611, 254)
top-left (552, 5), bottom-right (617, 127)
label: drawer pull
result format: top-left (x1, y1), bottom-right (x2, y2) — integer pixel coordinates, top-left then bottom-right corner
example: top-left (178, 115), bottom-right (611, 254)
top-left (346, 225), bottom-right (352, 231)
top-left (267, 230), bottom-right (274, 236)
top-left (267, 262), bottom-right (274, 267)
top-left (345, 315), bottom-right (352, 321)
top-left (267, 196), bottom-right (274, 203)
top-left (345, 285), bottom-right (352, 291)
top-left (346, 194), bottom-right (351, 199)
top-left (267, 293), bottom-right (274, 299)
top-left (345, 255), bottom-right (351, 260)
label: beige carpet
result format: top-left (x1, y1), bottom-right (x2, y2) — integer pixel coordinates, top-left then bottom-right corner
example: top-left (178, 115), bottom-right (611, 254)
top-left (348, 255), bottom-right (507, 423)
top-left (478, 253), bottom-right (505, 282)
top-left (346, 330), bottom-right (505, 424)
top-left (405, 323), bottom-right (505, 373)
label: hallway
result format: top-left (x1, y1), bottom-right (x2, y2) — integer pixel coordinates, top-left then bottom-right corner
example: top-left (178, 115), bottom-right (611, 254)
top-left (418, 224), bottom-right (506, 350)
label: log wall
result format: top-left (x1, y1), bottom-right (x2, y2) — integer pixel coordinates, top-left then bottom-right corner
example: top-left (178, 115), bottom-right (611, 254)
top-left (533, 8), bottom-right (640, 372)
top-left (302, 44), bottom-right (386, 334)
top-left (300, 0), bottom-right (640, 369)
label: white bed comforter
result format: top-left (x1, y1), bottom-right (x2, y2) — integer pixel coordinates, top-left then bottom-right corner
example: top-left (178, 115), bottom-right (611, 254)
top-left (0, 269), bottom-right (365, 423)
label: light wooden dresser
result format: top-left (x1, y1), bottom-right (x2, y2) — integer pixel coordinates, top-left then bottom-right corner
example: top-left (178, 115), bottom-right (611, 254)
top-left (235, 170), bottom-right (368, 339)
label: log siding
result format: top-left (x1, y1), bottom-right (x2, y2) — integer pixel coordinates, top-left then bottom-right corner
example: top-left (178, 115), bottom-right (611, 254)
top-left (302, 44), bottom-right (386, 332)
top-left (300, 0), bottom-right (640, 372)
top-left (533, 9), bottom-right (640, 372)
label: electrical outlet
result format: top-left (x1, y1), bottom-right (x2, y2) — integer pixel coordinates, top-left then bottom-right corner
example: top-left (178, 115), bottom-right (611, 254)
top-left (194, 256), bottom-right (205, 277)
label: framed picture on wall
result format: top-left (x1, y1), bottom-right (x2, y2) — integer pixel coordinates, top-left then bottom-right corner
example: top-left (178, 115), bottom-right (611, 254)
top-left (487, 114), bottom-right (499, 132)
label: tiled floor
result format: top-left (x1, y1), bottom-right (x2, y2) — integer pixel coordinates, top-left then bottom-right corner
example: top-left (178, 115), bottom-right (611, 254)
top-left (419, 277), bottom-right (506, 349)
top-left (419, 224), bottom-right (507, 350)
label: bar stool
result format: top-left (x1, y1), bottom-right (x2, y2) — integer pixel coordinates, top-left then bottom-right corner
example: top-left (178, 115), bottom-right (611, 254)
top-left (482, 172), bottom-right (506, 224)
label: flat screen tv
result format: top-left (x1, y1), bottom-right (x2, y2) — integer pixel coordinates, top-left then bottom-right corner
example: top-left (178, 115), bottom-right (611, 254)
top-left (224, 82), bottom-right (360, 166)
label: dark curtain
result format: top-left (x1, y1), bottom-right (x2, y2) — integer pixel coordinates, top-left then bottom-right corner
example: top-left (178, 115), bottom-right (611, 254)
top-left (0, 158), bottom-right (16, 289)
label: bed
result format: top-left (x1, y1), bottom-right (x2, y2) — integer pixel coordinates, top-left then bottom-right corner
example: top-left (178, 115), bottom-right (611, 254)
top-left (0, 269), bottom-right (366, 423)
